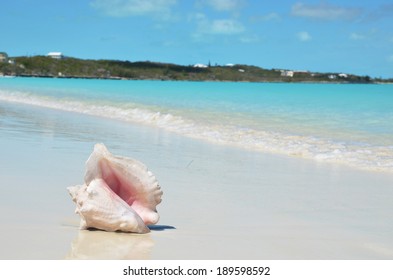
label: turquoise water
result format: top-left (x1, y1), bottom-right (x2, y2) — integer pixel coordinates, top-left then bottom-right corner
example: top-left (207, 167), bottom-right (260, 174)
top-left (1, 77), bottom-right (393, 172)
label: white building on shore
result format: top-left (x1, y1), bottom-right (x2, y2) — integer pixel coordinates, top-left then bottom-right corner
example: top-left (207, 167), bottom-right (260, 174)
top-left (47, 52), bottom-right (64, 59)
top-left (193, 63), bottom-right (208, 68)
top-left (280, 70), bottom-right (294, 77)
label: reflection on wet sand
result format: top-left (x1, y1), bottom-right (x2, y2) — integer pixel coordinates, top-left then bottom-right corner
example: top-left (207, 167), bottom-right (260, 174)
top-left (66, 230), bottom-right (154, 259)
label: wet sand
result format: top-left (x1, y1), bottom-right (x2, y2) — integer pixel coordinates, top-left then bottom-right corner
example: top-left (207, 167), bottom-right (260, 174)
top-left (1, 102), bottom-right (393, 259)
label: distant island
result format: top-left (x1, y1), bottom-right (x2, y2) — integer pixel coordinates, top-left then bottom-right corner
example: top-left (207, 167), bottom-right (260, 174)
top-left (0, 53), bottom-right (391, 83)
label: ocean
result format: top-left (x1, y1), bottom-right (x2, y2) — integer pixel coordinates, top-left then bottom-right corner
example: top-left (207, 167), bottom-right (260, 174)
top-left (1, 77), bottom-right (392, 172)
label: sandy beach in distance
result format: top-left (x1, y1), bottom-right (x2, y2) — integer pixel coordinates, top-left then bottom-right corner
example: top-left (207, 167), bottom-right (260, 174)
top-left (1, 102), bottom-right (393, 259)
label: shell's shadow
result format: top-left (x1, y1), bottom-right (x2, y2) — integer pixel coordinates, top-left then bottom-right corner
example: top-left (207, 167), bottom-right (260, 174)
top-left (148, 225), bottom-right (176, 231)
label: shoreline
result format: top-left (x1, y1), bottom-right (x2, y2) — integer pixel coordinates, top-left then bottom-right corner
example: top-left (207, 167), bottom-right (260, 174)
top-left (1, 102), bottom-right (393, 259)
top-left (2, 74), bottom-right (385, 85)
top-left (2, 55), bottom-right (388, 83)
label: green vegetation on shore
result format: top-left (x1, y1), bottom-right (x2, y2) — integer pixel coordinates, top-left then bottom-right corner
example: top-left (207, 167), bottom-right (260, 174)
top-left (1, 55), bottom-right (391, 83)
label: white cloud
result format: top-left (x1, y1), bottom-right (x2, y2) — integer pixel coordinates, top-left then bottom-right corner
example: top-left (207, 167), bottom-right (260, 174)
top-left (350, 32), bottom-right (366, 40)
top-left (90, 0), bottom-right (177, 19)
top-left (198, 0), bottom-right (244, 11)
top-left (209, 19), bottom-right (245, 34)
top-left (192, 13), bottom-right (245, 36)
top-left (350, 29), bottom-right (378, 41)
top-left (297, 31), bottom-right (312, 42)
top-left (291, 2), bottom-right (361, 21)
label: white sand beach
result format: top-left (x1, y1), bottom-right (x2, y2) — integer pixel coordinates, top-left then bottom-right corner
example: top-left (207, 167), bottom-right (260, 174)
top-left (1, 102), bottom-right (393, 259)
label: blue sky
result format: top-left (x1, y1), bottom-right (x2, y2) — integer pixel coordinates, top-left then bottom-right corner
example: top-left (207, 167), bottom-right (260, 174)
top-left (1, 0), bottom-right (393, 78)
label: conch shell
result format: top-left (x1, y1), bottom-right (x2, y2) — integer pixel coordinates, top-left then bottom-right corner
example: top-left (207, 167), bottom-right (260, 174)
top-left (67, 143), bottom-right (163, 233)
